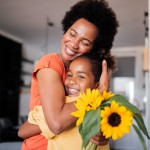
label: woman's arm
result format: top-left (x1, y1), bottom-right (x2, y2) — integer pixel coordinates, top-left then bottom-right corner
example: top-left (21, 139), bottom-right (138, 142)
top-left (18, 120), bottom-right (41, 139)
top-left (37, 68), bottom-right (77, 135)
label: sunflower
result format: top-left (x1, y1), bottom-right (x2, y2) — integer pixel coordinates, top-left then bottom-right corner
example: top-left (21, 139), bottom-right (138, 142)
top-left (101, 100), bottom-right (133, 140)
top-left (71, 98), bottom-right (87, 126)
top-left (71, 89), bottom-right (101, 126)
top-left (100, 90), bottom-right (115, 101)
top-left (71, 89), bottom-right (114, 126)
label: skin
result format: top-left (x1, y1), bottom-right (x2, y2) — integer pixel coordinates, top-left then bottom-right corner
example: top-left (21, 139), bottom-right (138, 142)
top-left (61, 18), bottom-right (98, 67)
top-left (18, 18), bottom-right (110, 145)
top-left (65, 57), bottom-right (99, 97)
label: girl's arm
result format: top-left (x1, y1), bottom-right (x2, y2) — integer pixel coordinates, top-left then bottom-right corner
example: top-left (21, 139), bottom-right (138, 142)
top-left (98, 60), bottom-right (110, 93)
top-left (91, 60), bottom-right (110, 145)
top-left (18, 120), bottom-right (41, 139)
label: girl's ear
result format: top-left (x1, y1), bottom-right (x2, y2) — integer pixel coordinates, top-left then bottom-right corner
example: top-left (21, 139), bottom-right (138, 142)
top-left (95, 82), bottom-right (99, 88)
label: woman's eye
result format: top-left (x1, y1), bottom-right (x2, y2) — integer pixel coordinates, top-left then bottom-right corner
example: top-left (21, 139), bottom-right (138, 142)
top-left (82, 40), bottom-right (91, 46)
top-left (70, 31), bottom-right (76, 37)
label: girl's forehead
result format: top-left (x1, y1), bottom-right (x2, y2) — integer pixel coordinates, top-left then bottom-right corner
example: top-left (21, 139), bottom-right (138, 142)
top-left (69, 57), bottom-right (92, 70)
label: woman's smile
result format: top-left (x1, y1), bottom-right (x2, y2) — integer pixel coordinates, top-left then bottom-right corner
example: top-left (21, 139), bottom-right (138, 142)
top-left (65, 46), bottom-right (77, 56)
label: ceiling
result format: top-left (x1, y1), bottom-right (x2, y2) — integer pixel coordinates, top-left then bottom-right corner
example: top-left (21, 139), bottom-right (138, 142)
top-left (0, 0), bottom-right (148, 52)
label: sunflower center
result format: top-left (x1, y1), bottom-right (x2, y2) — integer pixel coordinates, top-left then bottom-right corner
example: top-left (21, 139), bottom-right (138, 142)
top-left (108, 113), bottom-right (121, 127)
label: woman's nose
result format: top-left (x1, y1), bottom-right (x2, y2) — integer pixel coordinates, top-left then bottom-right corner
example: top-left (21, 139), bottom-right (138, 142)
top-left (70, 38), bottom-right (79, 49)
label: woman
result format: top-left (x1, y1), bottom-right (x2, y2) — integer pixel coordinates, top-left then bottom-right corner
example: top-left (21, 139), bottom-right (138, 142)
top-left (19, 0), bottom-right (119, 149)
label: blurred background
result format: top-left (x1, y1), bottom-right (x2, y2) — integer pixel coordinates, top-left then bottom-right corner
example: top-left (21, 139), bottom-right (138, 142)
top-left (0, 0), bottom-right (149, 150)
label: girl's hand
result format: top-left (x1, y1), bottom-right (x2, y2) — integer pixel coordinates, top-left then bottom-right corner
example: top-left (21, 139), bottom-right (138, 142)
top-left (91, 60), bottom-right (110, 146)
top-left (90, 132), bottom-right (109, 146)
top-left (98, 60), bottom-right (111, 93)
top-left (18, 120), bottom-right (41, 139)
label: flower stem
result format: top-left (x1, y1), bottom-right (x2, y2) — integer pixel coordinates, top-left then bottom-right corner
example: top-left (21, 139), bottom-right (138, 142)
top-left (85, 141), bottom-right (97, 150)
top-left (91, 143), bottom-right (97, 150)
top-left (85, 141), bottom-right (92, 150)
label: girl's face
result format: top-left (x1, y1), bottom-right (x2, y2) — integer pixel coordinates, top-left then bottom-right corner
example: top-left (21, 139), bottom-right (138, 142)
top-left (61, 18), bottom-right (98, 62)
top-left (65, 57), bottom-right (99, 97)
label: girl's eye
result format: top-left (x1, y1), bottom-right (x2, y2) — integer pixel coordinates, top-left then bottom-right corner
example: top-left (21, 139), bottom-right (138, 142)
top-left (66, 72), bottom-right (72, 78)
top-left (78, 75), bottom-right (85, 79)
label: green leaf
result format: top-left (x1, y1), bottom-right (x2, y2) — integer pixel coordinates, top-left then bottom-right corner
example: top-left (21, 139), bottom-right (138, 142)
top-left (103, 94), bottom-right (141, 114)
top-left (79, 107), bottom-right (100, 148)
top-left (134, 113), bottom-right (150, 139)
top-left (133, 124), bottom-right (147, 150)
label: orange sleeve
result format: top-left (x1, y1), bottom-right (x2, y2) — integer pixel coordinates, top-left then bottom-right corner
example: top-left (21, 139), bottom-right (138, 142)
top-left (33, 54), bottom-right (65, 81)
top-left (29, 53), bottom-right (66, 110)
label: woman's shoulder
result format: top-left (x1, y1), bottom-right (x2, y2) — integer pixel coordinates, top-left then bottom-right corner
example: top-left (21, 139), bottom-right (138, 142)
top-left (36, 53), bottom-right (62, 67)
top-left (33, 53), bottom-right (65, 78)
top-left (39, 53), bottom-right (59, 61)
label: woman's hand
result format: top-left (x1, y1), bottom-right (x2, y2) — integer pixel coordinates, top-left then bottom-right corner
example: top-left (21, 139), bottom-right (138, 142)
top-left (98, 60), bottom-right (111, 93)
top-left (90, 132), bottom-right (109, 146)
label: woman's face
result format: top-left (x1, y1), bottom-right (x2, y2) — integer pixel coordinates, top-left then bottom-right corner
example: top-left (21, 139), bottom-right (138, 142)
top-left (61, 18), bottom-right (98, 62)
top-left (65, 57), bottom-right (99, 97)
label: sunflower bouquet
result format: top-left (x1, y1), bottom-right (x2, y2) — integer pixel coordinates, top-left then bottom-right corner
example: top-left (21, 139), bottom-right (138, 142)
top-left (71, 89), bottom-right (150, 150)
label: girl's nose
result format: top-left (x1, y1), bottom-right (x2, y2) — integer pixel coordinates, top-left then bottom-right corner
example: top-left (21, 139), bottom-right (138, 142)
top-left (69, 77), bottom-right (77, 85)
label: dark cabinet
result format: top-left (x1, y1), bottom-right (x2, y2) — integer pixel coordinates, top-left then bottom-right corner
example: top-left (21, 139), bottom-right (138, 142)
top-left (0, 34), bottom-right (22, 126)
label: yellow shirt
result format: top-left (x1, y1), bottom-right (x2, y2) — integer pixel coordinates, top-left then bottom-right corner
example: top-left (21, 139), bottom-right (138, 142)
top-left (28, 96), bottom-right (110, 150)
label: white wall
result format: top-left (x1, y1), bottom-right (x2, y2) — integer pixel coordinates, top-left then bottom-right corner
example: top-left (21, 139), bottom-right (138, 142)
top-left (111, 46), bottom-right (148, 150)
top-left (112, 46), bottom-right (145, 103)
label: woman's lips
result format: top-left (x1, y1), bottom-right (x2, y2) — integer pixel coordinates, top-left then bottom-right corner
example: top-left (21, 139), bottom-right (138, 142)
top-left (66, 47), bottom-right (76, 56)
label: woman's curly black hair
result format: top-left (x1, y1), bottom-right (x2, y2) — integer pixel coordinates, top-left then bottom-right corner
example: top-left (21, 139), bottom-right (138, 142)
top-left (62, 0), bottom-right (119, 55)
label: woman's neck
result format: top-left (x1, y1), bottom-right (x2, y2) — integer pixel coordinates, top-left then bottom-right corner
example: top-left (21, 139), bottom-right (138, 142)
top-left (58, 54), bottom-right (70, 69)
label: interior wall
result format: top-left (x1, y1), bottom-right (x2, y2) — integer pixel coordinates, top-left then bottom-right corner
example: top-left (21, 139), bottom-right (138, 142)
top-left (111, 46), bottom-right (146, 150)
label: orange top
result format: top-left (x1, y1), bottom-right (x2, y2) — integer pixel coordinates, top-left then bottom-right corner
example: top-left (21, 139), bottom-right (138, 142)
top-left (22, 53), bottom-right (67, 150)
